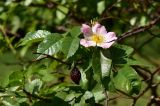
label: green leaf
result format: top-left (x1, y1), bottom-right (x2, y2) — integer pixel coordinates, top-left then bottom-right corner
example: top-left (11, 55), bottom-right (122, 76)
top-left (92, 83), bottom-right (105, 103)
top-left (70, 26), bottom-right (81, 37)
top-left (61, 36), bottom-right (80, 58)
top-left (56, 5), bottom-right (69, 21)
top-left (33, 96), bottom-right (70, 106)
top-left (9, 71), bottom-right (23, 80)
top-left (101, 50), bottom-right (112, 78)
top-left (80, 69), bottom-right (89, 90)
top-left (2, 99), bottom-right (18, 106)
top-left (113, 66), bottom-right (141, 95)
top-left (65, 92), bottom-right (82, 105)
top-left (79, 91), bottom-right (94, 106)
top-left (65, 93), bottom-right (75, 102)
top-left (21, 30), bottom-right (51, 45)
top-left (92, 49), bottom-right (101, 83)
top-left (0, 33), bottom-right (3, 40)
top-left (8, 71), bottom-right (23, 86)
top-left (92, 49), bottom-right (112, 85)
top-left (25, 79), bottom-right (43, 94)
top-left (8, 86), bottom-right (20, 92)
top-left (111, 44), bottom-right (150, 66)
top-left (83, 91), bottom-right (93, 100)
top-left (111, 44), bottom-right (134, 65)
top-left (126, 58), bottom-right (150, 66)
top-left (24, 0), bottom-right (33, 6)
top-left (97, 1), bottom-right (105, 14)
top-left (56, 91), bottom-right (68, 100)
top-left (37, 33), bottom-right (63, 58)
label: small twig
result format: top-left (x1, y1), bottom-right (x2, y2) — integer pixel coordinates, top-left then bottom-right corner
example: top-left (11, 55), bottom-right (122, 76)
top-left (117, 16), bottom-right (160, 41)
top-left (147, 30), bottom-right (160, 38)
top-left (131, 98), bottom-right (137, 106)
top-left (33, 52), bottom-right (71, 66)
top-left (136, 36), bottom-right (155, 50)
top-left (130, 84), bottom-right (150, 106)
top-left (116, 89), bottom-right (134, 99)
top-left (108, 96), bottom-right (121, 101)
top-left (152, 82), bottom-right (160, 87)
top-left (152, 66), bottom-right (160, 75)
top-left (104, 90), bottom-right (109, 106)
top-left (0, 26), bottom-right (16, 54)
top-left (51, 71), bottom-right (69, 76)
top-left (23, 89), bottom-right (51, 101)
top-left (136, 86), bottom-right (150, 99)
top-left (133, 66), bottom-right (151, 81)
top-left (101, 0), bottom-right (121, 18)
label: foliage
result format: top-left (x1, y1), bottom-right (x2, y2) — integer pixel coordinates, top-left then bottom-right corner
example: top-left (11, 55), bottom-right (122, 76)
top-left (0, 0), bottom-right (160, 106)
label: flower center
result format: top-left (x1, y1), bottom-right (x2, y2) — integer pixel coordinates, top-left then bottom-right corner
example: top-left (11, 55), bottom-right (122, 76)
top-left (91, 34), bottom-right (104, 43)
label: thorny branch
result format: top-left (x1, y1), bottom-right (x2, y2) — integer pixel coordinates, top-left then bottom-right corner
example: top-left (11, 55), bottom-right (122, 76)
top-left (117, 15), bottom-right (160, 41)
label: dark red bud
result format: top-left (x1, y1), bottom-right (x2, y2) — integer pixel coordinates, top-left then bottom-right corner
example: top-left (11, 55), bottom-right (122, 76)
top-left (70, 67), bottom-right (81, 84)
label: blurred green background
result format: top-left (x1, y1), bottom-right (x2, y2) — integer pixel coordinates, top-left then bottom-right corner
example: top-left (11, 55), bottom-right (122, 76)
top-left (0, 0), bottom-right (160, 106)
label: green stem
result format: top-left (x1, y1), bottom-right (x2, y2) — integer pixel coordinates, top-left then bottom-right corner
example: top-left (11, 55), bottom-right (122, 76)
top-left (0, 26), bottom-right (16, 54)
top-left (104, 90), bottom-right (109, 106)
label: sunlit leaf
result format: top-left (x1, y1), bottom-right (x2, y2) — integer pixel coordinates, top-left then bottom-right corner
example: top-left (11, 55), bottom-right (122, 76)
top-left (113, 65), bottom-right (141, 95)
top-left (79, 91), bottom-right (94, 106)
top-left (80, 69), bottom-right (88, 90)
top-left (37, 33), bottom-right (63, 58)
top-left (100, 50), bottom-right (112, 78)
top-left (21, 30), bottom-right (51, 45)
top-left (25, 79), bottom-right (43, 94)
top-left (92, 83), bottom-right (105, 103)
top-left (97, 1), bottom-right (105, 14)
top-left (92, 49), bottom-right (112, 85)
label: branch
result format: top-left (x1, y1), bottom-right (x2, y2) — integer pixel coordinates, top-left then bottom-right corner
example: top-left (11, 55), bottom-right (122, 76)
top-left (133, 66), bottom-right (151, 81)
top-left (23, 89), bottom-right (52, 101)
top-left (152, 66), bottom-right (160, 75)
top-left (0, 26), bottom-right (16, 54)
top-left (117, 16), bottom-right (160, 41)
top-left (147, 30), bottom-right (160, 38)
top-left (116, 89), bottom-right (134, 99)
top-left (104, 91), bottom-right (109, 106)
top-left (108, 96), bottom-right (121, 101)
top-left (33, 52), bottom-right (71, 66)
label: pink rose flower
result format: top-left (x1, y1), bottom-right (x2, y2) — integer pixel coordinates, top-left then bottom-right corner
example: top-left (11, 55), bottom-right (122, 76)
top-left (80, 22), bottom-right (117, 48)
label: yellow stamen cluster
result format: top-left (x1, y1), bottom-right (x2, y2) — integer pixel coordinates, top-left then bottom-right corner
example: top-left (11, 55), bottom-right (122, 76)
top-left (91, 34), bottom-right (104, 43)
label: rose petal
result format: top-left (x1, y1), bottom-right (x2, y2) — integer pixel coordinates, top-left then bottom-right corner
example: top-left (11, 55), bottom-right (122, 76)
top-left (98, 26), bottom-right (107, 35)
top-left (104, 32), bottom-right (117, 42)
top-left (98, 32), bottom-right (117, 48)
top-left (97, 41), bottom-right (115, 48)
top-left (106, 32), bottom-right (117, 39)
top-left (80, 23), bottom-right (117, 49)
top-left (92, 23), bottom-right (101, 33)
top-left (81, 24), bottom-right (92, 37)
top-left (80, 39), bottom-right (96, 47)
